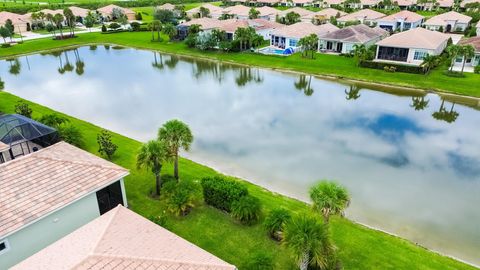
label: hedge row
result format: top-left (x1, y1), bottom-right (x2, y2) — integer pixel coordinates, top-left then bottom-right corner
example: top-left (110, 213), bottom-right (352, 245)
top-left (200, 176), bottom-right (248, 212)
top-left (360, 60), bottom-right (426, 74)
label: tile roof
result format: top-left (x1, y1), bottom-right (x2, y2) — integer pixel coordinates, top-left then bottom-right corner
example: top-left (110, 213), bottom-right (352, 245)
top-left (302, 8), bottom-right (346, 20)
top-left (256, 6), bottom-right (281, 16)
top-left (0, 142), bottom-right (129, 238)
top-left (0, 11), bottom-right (30, 24)
top-left (279, 7), bottom-right (315, 17)
top-left (360, 0), bottom-right (381, 5)
top-left (395, 0), bottom-right (416, 6)
top-left (186, 3), bottom-right (224, 15)
top-left (223, 5), bottom-right (251, 17)
top-left (320, 24), bottom-right (388, 43)
top-left (377, 10), bottom-right (424, 23)
top-left (13, 206), bottom-right (237, 270)
top-left (271, 21), bottom-right (338, 38)
top-left (424, 11), bottom-right (472, 26)
top-left (256, 0), bottom-right (281, 4)
top-left (337, 9), bottom-right (385, 22)
top-left (220, 18), bottom-right (285, 32)
top-left (459, 36), bottom-right (480, 52)
top-left (157, 3), bottom-right (176, 11)
top-left (180, 17), bottom-right (228, 30)
top-left (97, 4), bottom-right (135, 15)
top-left (323, 0), bottom-right (346, 5)
top-left (0, 141), bottom-right (9, 152)
top-left (460, 0), bottom-right (480, 7)
top-left (376, 27), bottom-right (449, 50)
top-left (68, 6), bottom-right (91, 17)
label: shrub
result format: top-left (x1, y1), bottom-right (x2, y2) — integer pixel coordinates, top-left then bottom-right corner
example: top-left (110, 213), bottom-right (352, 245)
top-left (201, 176), bottom-right (248, 212)
top-left (38, 113), bottom-right (69, 128)
top-left (243, 252), bottom-right (275, 270)
top-left (109, 22), bottom-right (121, 30)
top-left (264, 208), bottom-right (291, 241)
top-left (14, 101), bottom-right (32, 118)
top-left (231, 195), bottom-right (261, 225)
top-left (101, 24), bottom-right (107, 32)
top-left (135, 12), bottom-right (143, 20)
top-left (130, 22), bottom-right (141, 31)
top-left (1, 43), bottom-right (11, 48)
top-left (360, 60), bottom-right (425, 74)
top-left (150, 212), bottom-right (168, 227)
top-left (474, 65), bottom-right (480, 74)
top-left (163, 181), bottom-right (198, 216)
top-left (97, 129), bottom-right (117, 160)
top-left (58, 124), bottom-right (84, 148)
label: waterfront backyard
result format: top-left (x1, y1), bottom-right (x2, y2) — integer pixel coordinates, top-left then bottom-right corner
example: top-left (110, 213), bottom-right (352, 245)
top-left (1, 46), bottom-right (479, 268)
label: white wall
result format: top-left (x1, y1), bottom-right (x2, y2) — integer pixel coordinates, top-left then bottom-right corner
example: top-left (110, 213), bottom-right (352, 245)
top-left (0, 193), bottom-right (100, 269)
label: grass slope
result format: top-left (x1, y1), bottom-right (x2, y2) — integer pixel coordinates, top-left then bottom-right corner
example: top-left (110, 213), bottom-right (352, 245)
top-left (1, 31), bottom-right (479, 98)
top-left (0, 92), bottom-right (476, 270)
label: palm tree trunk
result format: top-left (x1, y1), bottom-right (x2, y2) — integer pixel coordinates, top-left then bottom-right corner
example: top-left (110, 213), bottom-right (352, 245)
top-left (461, 58), bottom-right (466, 74)
top-left (299, 251), bottom-right (309, 270)
top-left (174, 153), bottom-right (179, 181)
top-left (155, 168), bottom-right (162, 196)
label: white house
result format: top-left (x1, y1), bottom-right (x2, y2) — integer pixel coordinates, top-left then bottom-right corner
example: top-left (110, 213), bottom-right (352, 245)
top-left (256, 6), bottom-right (281, 21)
top-left (454, 36), bottom-right (480, 71)
top-left (376, 10), bottom-right (424, 32)
top-left (220, 18), bottom-right (285, 40)
top-left (13, 206), bottom-right (236, 270)
top-left (337, 9), bottom-right (385, 26)
top-left (375, 27), bottom-right (449, 65)
top-left (270, 21), bottom-right (338, 49)
top-left (348, 0), bottom-right (381, 9)
top-left (0, 142), bottom-right (129, 269)
top-left (319, 24), bottom-right (388, 53)
top-left (424, 11), bottom-right (472, 32)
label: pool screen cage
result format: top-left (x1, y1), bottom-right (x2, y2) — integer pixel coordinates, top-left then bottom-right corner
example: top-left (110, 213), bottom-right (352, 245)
top-left (0, 114), bottom-right (59, 160)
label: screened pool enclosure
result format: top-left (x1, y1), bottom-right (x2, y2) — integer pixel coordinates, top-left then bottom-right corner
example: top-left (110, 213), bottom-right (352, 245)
top-left (0, 114), bottom-right (59, 163)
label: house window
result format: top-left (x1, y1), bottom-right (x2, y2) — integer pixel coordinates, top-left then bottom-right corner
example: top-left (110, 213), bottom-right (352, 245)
top-left (289, 39), bottom-right (298, 47)
top-left (413, 50), bottom-right (428, 60)
top-left (0, 239), bottom-right (10, 255)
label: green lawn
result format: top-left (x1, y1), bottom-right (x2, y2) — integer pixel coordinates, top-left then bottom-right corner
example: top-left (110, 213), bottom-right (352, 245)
top-left (1, 31), bottom-right (479, 98)
top-left (0, 92), bottom-right (476, 270)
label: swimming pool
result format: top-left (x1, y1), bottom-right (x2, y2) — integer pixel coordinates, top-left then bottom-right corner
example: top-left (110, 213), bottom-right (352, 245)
top-left (258, 47), bottom-right (293, 56)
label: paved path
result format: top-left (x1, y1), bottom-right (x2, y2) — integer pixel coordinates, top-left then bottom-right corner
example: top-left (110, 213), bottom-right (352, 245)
top-left (1, 28), bottom-right (102, 44)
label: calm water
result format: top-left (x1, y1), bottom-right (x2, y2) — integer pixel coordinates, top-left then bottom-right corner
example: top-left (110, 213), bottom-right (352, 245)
top-left (1, 46), bottom-right (479, 265)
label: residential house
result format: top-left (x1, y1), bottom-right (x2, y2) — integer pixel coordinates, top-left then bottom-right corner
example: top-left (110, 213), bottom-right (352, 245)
top-left (316, 0), bottom-right (346, 8)
top-left (256, 0), bottom-right (282, 6)
top-left (256, 6), bottom-right (281, 20)
top-left (156, 3), bottom-right (176, 11)
top-left (337, 9), bottom-right (385, 26)
top-left (424, 11), bottom-right (472, 32)
top-left (177, 17), bottom-right (226, 39)
top-left (221, 18), bottom-right (285, 40)
top-left (278, 7), bottom-right (315, 22)
top-left (460, 0), bottom-right (480, 10)
top-left (417, 0), bottom-right (454, 10)
top-left (97, 4), bottom-right (136, 21)
top-left (455, 36), bottom-right (480, 71)
top-left (286, 0), bottom-right (315, 7)
top-left (270, 21), bottom-right (338, 49)
top-left (376, 10), bottom-right (424, 32)
top-left (477, 22), bottom-right (480, 36)
top-left (0, 141), bottom-right (129, 269)
top-left (0, 11), bottom-right (31, 33)
top-left (348, 0), bottom-right (381, 9)
top-left (375, 27), bottom-right (449, 65)
top-left (301, 8), bottom-right (346, 24)
top-left (319, 24), bottom-right (388, 53)
top-left (394, 0), bottom-right (416, 10)
top-left (186, 3), bottom-right (224, 19)
top-left (13, 206), bottom-right (236, 270)
top-left (69, 6), bottom-right (91, 23)
top-left (222, 5), bottom-right (252, 19)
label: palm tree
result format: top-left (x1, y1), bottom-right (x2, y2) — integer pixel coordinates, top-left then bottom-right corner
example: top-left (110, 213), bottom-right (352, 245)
top-left (53, 14), bottom-right (65, 39)
top-left (421, 54), bottom-right (439, 74)
top-left (410, 96), bottom-right (429, 111)
top-left (137, 140), bottom-right (170, 196)
top-left (446, 45), bottom-right (461, 72)
top-left (460, 45), bottom-right (475, 74)
top-left (309, 180), bottom-right (350, 224)
top-left (158, 120), bottom-right (194, 181)
top-left (283, 214), bottom-right (334, 270)
top-left (162, 23), bottom-right (177, 41)
top-left (151, 20), bottom-right (162, 41)
top-left (352, 44), bottom-right (367, 66)
top-left (345, 85), bottom-right (361, 100)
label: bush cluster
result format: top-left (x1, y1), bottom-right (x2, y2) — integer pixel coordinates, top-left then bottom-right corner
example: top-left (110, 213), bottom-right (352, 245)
top-left (360, 60), bottom-right (426, 74)
top-left (163, 181), bottom-right (198, 216)
top-left (231, 195), bottom-right (261, 225)
top-left (200, 176), bottom-right (248, 212)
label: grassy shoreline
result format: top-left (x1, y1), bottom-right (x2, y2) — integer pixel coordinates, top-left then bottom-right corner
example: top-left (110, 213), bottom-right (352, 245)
top-left (0, 92), bottom-right (478, 269)
top-left (1, 32), bottom-right (480, 99)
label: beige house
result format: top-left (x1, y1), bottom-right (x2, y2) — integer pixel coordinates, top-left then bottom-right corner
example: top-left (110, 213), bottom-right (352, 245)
top-left (319, 24), bottom-right (388, 53)
top-left (0, 11), bottom-right (31, 33)
top-left (13, 206), bottom-right (237, 270)
top-left (186, 3), bottom-right (224, 19)
top-left (348, 0), bottom-right (381, 9)
top-left (337, 9), bottom-right (385, 26)
top-left (97, 4), bottom-right (136, 21)
top-left (256, 6), bottom-right (281, 20)
top-left (455, 36), bottom-right (480, 71)
top-left (301, 8), bottom-right (346, 23)
top-left (278, 7), bottom-right (315, 22)
top-left (221, 18), bottom-right (285, 40)
top-left (375, 27), bottom-right (449, 66)
top-left (316, 0), bottom-right (346, 8)
top-left (270, 21), bottom-right (338, 49)
top-left (0, 142), bottom-right (129, 269)
top-left (256, 0), bottom-right (282, 6)
top-left (424, 11), bottom-right (472, 32)
top-left (376, 10), bottom-right (424, 32)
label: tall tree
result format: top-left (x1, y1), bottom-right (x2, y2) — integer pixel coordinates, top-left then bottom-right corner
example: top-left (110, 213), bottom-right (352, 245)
top-left (309, 180), bottom-right (350, 224)
top-left (53, 13), bottom-right (65, 39)
top-left (162, 23), bottom-right (177, 40)
top-left (283, 214), bottom-right (334, 270)
top-left (84, 12), bottom-right (95, 32)
top-left (249, 8), bottom-right (260, 19)
top-left (63, 8), bottom-right (75, 36)
top-left (460, 45), bottom-right (475, 74)
top-left (137, 140), bottom-right (170, 196)
top-left (446, 44), bottom-right (461, 72)
top-left (158, 119), bottom-right (194, 181)
top-left (0, 26), bottom-right (10, 44)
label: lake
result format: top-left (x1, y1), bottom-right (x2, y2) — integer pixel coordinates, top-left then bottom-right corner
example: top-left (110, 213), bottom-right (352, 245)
top-left (1, 46), bottom-right (479, 265)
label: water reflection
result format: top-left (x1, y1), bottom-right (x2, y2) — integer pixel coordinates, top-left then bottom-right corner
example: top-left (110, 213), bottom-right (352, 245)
top-left (1, 47), bottom-right (480, 265)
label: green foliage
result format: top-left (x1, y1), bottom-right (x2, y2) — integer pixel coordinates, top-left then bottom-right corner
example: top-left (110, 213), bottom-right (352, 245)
top-left (130, 21), bottom-right (141, 31)
top-left (474, 65), bottom-right (480, 74)
top-left (135, 12), bottom-right (143, 20)
top-left (58, 124), bottom-right (84, 148)
top-left (200, 175), bottom-right (248, 212)
top-left (149, 212), bottom-right (168, 227)
top-left (264, 208), bottom-right (291, 240)
top-left (231, 195), bottom-right (261, 225)
top-left (249, 7), bottom-right (260, 19)
top-left (136, 139), bottom-right (170, 196)
top-left (154, 9), bottom-right (175, 23)
top-left (109, 22), bottom-right (121, 30)
top-left (101, 24), bottom-right (107, 32)
top-left (283, 12), bottom-right (301, 25)
top-left (360, 60), bottom-right (426, 74)
top-left (298, 34), bottom-right (319, 59)
top-left (14, 101), bottom-right (32, 118)
top-left (38, 113), bottom-right (69, 128)
top-left (0, 26), bottom-right (11, 43)
top-left (309, 180), bottom-right (350, 223)
top-left (162, 23), bottom-right (177, 40)
top-left (243, 252), bottom-right (275, 270)
top-left (97, 129), bottom-right (117, 160)
top-left (164, 181), bottom-right (198, 216)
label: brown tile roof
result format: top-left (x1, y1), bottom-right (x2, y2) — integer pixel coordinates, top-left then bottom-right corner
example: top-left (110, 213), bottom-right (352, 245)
top-left (376, 27), bottom-right (449, 50)
top-left (0, 142), bottom-right (129, 238)
top-left (271, 21), bottom-right (338, 39)
top-left (424, 11), bottom-right (472, 26)
top-left (320, 24), bottom-right (388, 43)
top-left (337, 9), bottom-right (385, 22)
top-left (459, 36), bottom-right (480, 52)
top-left (279, 7), bottom-right (315, 18)
top-left (97, 4), bottom-right (135, 16)
top-left (377, 10), bottom-right (424, 23)
top-left (13, 206), bottom-right (236, 270)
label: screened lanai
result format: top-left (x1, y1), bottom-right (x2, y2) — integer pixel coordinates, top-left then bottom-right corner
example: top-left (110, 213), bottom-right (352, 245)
top-left (0, 114), bottom-right (59, 163)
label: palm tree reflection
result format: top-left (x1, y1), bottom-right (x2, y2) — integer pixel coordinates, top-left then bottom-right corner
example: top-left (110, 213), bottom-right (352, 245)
top-left (432, 100), bottom-right (459, 123)
top-left (294, 75), bottom-right (314, 96)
